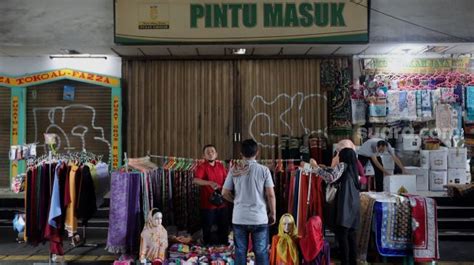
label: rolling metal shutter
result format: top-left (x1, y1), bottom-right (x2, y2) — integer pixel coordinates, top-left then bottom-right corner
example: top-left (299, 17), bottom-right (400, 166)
top-left (0, 87), bottom-right (11, 187)
top-left (26, 80), bottom-right (112, 164)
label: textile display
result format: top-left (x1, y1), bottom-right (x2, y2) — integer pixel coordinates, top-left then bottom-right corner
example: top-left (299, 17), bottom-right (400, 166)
top-left (386, 91), bottom-right (400, 121)
top-left (406, 195), bottom-right (439, 262)
top-left (351, 99), bottom-right (366, 125)
top-left (106, 172), bottom-right (134, 254)
top-left (26, 160), bottom-right (102, 255)
top-left (406, 90), bottom-right (418, 121)
top-left (420, 90), bottom-right (433, 119)
top-left (466, 86), bottom-right (474, 120)
top-left (322, 58), bottom-right (352, 130)
top-left (374, 200), bottom-right (412, 257)
top-left (357, 193), bottom-right (376, 262)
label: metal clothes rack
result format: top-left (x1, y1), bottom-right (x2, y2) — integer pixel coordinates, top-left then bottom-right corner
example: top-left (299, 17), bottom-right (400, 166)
top-left (30, 151), bottom-right (100, 264)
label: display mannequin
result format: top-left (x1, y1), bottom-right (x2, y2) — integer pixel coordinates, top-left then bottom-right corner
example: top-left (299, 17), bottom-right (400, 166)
top-left (270, 213), bottom-right (299, 265)
top-left (299, 216), bottom-right (330, 265)
top-left (140, 209), bottom-right (168, 263)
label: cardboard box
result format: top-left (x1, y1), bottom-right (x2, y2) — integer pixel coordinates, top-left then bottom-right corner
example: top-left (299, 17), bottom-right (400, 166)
top-left (430, 170), bottom-right (447, 191)
top-left (420, 150), bottom-right (430, 169)
top-left (429, 149), bottom-right (448, 170)
top-left (405, 166), bottom-right (429, 191)
top-left (448, 148), bottom-right (467, 169)
top-left (448, 168), bottom-right (469, 185)
top-left (397, 134), bottom-right (422, 151)
top-left (384, 174), bottom-right (417, 194)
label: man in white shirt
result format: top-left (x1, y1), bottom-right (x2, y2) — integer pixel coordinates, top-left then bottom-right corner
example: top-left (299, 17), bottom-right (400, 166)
top-left (357, 138), bottom-right (406, 191)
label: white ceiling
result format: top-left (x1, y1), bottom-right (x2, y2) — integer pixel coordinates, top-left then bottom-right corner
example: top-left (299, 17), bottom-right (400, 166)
top-left (1, 43), bottom-right (473, 57)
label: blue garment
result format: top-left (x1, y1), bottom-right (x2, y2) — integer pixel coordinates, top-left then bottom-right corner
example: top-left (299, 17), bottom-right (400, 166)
top-left (233, 224), bottom-right (269, 265)
top-left (48, 164), bottom-right (62, 228)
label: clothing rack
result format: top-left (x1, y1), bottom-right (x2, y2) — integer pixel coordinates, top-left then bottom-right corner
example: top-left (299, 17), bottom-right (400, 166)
top-left (27, 151), bottom-right (102, 263)
top-left (144, 151), bottom-right (301, 164)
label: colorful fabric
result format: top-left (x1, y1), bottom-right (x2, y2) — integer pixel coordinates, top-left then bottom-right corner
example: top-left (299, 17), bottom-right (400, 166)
top-left (406, 90), bottom-right (417, 121)
top-left (299, 216), bottom-right (324, 262)
top-left (271, 214), bottom-right (299, 265)
top-left (106, 172), bottom-right (131, 254)
top-left (139, 209), bottom-right (168, 261)
top-left (421, 90), bottom-right (433, 119)
top-left (387, 91), bottom-right (400, 121)
top-left (357, 193), bottom-right (376, 262)
top-left (374, 200), bottom-right (412, 257)
top-left (407, 195), bottom-right (439, 262)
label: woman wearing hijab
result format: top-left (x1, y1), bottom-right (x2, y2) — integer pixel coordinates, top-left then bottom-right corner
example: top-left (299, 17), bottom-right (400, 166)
top-left (307, 147), bottom-right (361, 265)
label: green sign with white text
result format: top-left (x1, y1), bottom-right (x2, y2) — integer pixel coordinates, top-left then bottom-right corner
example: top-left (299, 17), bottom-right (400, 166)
top-left (115, 0), bottom-right (369, 44)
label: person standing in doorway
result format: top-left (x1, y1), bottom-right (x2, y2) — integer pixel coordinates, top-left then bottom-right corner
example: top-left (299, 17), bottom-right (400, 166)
top-left (357, 138), bottom-right (406, 192)
top-left (222, 139), bottom-right (276, 265)
top-left (194, 144), bottom-right (229, 245)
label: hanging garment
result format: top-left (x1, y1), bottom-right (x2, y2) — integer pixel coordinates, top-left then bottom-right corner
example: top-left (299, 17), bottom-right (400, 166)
top-left (386, 91), bottom-right (400, 121)
top-left (421, 90), bottom-right (433, 119)
top-left (106, 172), bottom-right (132, 254)
top-left (76, 165), bottom-right (97, 226)
top-left (406, 195), bottom-right (439, 262)
top-left (94, 162), bottom-right (110, 208)
top-left (65, 164), bottom-right (79, 237)
top-left (356, 193), bottom-right (376, 262)
top-left (406, 90), bottom-right (418, 121)
top-left (351, 99), bottom-right (366, 125)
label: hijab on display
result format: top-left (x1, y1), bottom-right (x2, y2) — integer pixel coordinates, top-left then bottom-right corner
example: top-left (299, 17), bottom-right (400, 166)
top-left (277, 213), bottom-right (299, 264)
top-left (299, 216), bottom-right (324, 262)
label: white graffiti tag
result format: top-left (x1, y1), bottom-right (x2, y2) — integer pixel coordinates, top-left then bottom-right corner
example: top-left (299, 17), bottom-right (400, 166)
top-left (32, 104), bottom-right (111, 159)
top-left (249, 92), bottom-right (328, 148)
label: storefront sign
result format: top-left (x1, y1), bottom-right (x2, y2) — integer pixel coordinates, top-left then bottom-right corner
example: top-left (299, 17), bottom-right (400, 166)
top-left (112, 96), bottom-right (120, 168)
top-left (0, 69), bottom-right (120, 87)
top-left (115, 0), bottom-right (369, 44)
top-left (363, 57), bottom-right (471, 73)
top-left (0, 76), bottom-right (13, 86)
top-left (11, 96), bottom-right (19, 178)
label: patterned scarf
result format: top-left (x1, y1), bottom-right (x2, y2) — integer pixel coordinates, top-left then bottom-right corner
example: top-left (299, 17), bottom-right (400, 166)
top-left (277, 214), bottom-right (299, 265)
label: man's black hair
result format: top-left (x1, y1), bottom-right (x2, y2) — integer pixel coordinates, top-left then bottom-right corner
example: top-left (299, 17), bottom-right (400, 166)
top-left (202, 144), bottom-right (216, 153)
top-left (377, 140), bottom-right (388, 147)
top-left (241, 139), bottom-right (258, 158)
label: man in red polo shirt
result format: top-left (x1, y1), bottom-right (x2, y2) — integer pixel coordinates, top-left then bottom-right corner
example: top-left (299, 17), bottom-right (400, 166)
top-left (194, 144), bottom-right (229, 245)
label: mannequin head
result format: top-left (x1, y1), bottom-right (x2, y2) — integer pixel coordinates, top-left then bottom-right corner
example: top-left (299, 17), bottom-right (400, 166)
top-left (282, 215), bottom-right (293, 233)
top-left (278, 213), bottom-right (297, 237)
top-left (149, 208), bottom-right (163, 227)
top-left (153, 212), bottom-right (163, 226)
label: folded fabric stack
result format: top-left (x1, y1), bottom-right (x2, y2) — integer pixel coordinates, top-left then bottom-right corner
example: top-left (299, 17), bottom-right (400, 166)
top-left (166, 244), bottom-right (235, 265)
